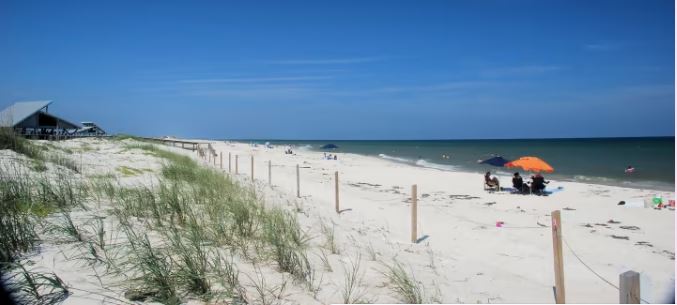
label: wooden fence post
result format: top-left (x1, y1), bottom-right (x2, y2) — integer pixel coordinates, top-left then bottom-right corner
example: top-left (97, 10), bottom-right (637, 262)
top-left (251, 155), bottom-right (254, 181)
top-left (229, 153), bottom-right (232, 173)
top-left (268, 161), bottom-right (272, 185)
top-left (551, 210), bottom-right (565, 304)
top-left (335, 171), bottom-right (340, 213)
top-left (620, 271), bottom-right (640, 304)
top-left (411, 184), bottom-right (417, 243)
top-left (296, 164), bottom-right (300, 198)
top-left (220, 152), bottom-right (223, 170)
top-left (235, 155), bottom-right (239, 174)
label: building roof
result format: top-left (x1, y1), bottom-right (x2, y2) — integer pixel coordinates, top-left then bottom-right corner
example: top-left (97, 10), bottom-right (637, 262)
top-left (0, 101), bottom-right (52, 127)
top-left (0, 100), bottom-right (80, 128)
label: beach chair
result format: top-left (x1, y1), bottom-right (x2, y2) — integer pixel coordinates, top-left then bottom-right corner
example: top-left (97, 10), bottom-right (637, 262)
top-left (484, 181), bottom-right (500, 192)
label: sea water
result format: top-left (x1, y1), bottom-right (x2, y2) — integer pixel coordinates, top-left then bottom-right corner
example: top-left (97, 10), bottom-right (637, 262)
top-left (233, 137), bottom-right (675, 191)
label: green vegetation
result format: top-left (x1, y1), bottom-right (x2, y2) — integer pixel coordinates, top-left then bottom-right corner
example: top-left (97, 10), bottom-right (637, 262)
top-left (342, 254), bottom-right (367, 304)
top-left (111, 134), bottom-right (141, 141)
top-left (0, 128), bottom-right (43, 159)
top-left (116, 166), bottom-right (144, 176)
top-left (2, 137), bottom-right (322, 304)
top-left (383, 261), bottom-right (424, 304)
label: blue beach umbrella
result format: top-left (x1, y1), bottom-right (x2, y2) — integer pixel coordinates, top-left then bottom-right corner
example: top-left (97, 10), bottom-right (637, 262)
top-left (478, 156), bottom-right (510, 167)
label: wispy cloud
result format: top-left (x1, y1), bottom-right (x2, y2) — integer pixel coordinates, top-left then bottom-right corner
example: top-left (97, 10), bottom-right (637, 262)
top-left (584, 42), bottom-right (620, 51)
top-left (177, 75), bottom-right (333, 84)
top-left (481, 65), bottom-right (563, 78)
top-left (370, 81), bottom-right (491, 93)
top-left (265, 57), bottom-right (386, 65)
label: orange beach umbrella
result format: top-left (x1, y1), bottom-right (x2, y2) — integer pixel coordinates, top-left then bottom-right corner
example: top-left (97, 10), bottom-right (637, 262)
top-left (505, 156), bottom-right (554, 173)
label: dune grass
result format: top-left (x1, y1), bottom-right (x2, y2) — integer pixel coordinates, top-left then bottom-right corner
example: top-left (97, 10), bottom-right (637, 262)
top-left (3, 138), bottom-right (318, 304)
top-left (383, 261), bottom-right (424, 304)
top-left (0, 128), bottom-right (43, 160)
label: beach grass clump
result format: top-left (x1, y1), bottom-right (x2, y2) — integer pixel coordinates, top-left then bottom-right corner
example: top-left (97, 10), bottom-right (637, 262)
top-left (116, 166), bottom-right (143, 176)
top-left (165, 217), bottom-right (211, 296)
top-left (122, 226), bottom-right (180, 305)
top-left (47, 153), bottom-right (79, 173)
top-left (0, 176), bottom-right (43, 263)
top-left (384, 261), bottom-right (424, 304)
top-left (0, 204), bottom-right (38, 264)
top-left (262, 207), bottom-right (312, 282)
top-left (0, 167), bottom-right (88, 264)
top-left (0, 128), bottom-right (43, 160)
top-left (320, 221), bottom-right (339, 254)
top-left (48, 211), bottom-right (84, 243)
top-left (342, 254), bottom-right (367, 304)
top-left (4, 264), bottom-right (70, 305)
top-left (30, 160), bottom-right (48, 172)
top-left (88, 174), bottom-right (118, 202)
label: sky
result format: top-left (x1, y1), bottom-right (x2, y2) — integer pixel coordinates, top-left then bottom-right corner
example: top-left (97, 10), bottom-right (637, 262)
top-left (0, 0), bottom-right (674, 140)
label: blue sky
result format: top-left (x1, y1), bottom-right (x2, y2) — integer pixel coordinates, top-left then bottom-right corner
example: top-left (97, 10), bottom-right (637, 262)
top-left (0, 0), bottom-right (674, 139)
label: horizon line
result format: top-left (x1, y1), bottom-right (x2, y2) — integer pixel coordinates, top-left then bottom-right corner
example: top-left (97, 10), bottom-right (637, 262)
top-left (211, 135), bottom-right (675, 142)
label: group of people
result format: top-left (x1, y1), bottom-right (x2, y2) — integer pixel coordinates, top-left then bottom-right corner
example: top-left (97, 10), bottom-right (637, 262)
top-left (284, 147), bottom-right (294, 154)
top-left (484, 171), bottom-right (550, 195)
top-left (323, 153), bottom-right (338, 160)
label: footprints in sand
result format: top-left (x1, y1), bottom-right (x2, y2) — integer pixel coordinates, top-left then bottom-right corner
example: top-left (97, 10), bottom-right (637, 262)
top-left (619, 225), bottom-right (640, 230)
top-left (582, 219), bottom-right (674, 260)
top-left (610, 235), bottom-right (629, 240)
top-left (448, 194), bottom-right (480, 200)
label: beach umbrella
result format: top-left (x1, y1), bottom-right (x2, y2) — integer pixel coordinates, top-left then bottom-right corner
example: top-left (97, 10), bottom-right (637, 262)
top-left (505, 156), bottom-right (554, 173)
top-left (321, 144), bottom-right (339, 150)
top-left (478, 156), bottom-right (510, 167)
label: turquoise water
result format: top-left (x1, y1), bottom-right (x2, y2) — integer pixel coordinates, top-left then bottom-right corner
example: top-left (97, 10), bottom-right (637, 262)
top-left (232, 138), bottom-right (675, 191)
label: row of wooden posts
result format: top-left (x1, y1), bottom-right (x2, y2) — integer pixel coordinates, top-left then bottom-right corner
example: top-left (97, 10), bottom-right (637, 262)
top-left (198, 150), bottom-right (643, 304)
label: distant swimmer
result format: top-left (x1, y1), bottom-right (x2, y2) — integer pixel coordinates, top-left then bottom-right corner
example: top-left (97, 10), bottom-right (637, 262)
top-left (625, 165), bottom-right (635, 174)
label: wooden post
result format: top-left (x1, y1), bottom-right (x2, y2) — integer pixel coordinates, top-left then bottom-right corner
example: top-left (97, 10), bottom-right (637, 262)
top-left (251, 155), bottom-right (254, 181)
top-left (235, 155), bottom-right (239, 174)
top-left (620, 271), bottom-right (640, 304)
top-left (335, 171), bottom-right (340, 213)
top-left (296, 164), bottom-right (300, 198)
top-left (411, 184), bottom-right (418, 243)
top-left (551, 210), bottom-right (565, 304)
top-left (268, 161), bottom-right (272, 185)
top-left (213, 153), bottom-right (216, 166)
top-left (228, 153), bottom-right (232, 173)
top-left (220, 152), bottom-right (223, 170)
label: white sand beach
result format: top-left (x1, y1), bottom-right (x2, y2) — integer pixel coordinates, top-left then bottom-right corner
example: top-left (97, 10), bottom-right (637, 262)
top-left (2, 137), bottom-right (674, 304)
top-left (204, 140), bottom-right (675, 303)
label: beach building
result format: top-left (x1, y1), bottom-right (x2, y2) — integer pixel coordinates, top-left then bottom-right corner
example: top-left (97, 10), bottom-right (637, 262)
top-left (0, 100), bottom-right (81, 139)
top-left (78, 121), bottom-right (107, 136)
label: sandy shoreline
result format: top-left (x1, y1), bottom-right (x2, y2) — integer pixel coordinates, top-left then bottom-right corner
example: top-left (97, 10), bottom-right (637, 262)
top-left (202, 139), bottom-right (675, 303)
top-left (2, 137), bottom-right (674, 304)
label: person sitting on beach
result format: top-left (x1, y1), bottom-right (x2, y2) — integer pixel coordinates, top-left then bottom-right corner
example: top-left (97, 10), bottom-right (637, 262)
top-left (530, 173), bottom-right (549, 194)
top-left (334, 155), bottom-right (337, 160)
top-left (512, 172), bottom-right (528, 193)
top-left (484, 171), bottom-right (500, 189)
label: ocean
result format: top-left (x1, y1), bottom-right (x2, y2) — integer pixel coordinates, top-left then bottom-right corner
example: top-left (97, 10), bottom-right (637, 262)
top-left (231, 137), bottom-right (675, 191)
